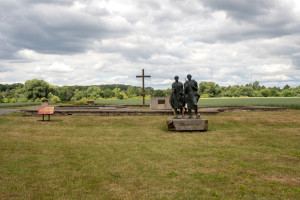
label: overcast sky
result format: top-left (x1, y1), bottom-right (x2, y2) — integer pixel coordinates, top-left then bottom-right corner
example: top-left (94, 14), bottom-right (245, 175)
top-left (0, 0), bottom-right (300, 89)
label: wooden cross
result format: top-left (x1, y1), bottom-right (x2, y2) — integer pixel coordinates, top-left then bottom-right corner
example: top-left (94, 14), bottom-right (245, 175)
top-left (136, 69), bottom-right (151, 105)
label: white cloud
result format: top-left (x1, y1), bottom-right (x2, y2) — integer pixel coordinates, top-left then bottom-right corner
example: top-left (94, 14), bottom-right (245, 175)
top-left (17, 49), bottom-right (40, 60)
top-left (48, 62), bottom-right (73, 73)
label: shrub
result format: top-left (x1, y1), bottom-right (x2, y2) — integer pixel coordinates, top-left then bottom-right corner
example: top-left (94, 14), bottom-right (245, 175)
top-left (51, 95), bottom-right (61, 103)
top-left (117, 94), bottom-right (124, 100)
top-left (200, 94), bottom-right (209, 98)
top-left (4, 98), bottom-right (9, 103)
top-left (153, 90), bottom-right (166, 97)
top-left (74, 99), bottom-right (88, 105)
top-left (259, 89), bottom-right (271, 97)
top-left (282, 90), bottom-right (293, 97)
top-left (35, 98), bottom-right (42, 102)
top-left (17, 97), bottom-right (28, 103)
top-left (10, 98), bottom-right (17, 103)
top-left (120, 92), bottom-right (128, 99)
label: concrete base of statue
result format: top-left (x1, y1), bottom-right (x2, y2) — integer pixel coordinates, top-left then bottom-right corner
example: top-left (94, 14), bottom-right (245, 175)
top-left (166, 117), bottom-right (208, 131)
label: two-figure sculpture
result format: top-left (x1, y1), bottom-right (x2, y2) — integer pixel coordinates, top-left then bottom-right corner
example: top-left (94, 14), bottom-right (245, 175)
top-left (170, 74), bottom-right (200, 119)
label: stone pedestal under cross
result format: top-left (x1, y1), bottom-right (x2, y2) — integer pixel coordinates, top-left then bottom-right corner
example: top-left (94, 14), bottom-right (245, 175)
top-left (136, 69), bottom-right (151, 105)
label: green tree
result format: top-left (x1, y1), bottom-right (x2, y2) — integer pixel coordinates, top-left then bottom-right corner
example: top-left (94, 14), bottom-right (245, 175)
top-left (47, 92), bottom-right (54, 100)
top-left (283, 84), bottom-right (290, 90)
top-left (3, 89), bottom-right (11, 98)
top-left (252, 81), bottom-right (261, 91)
top-left (153, 90), bottom-right (165, 97)
top-left (12, 86), bottom-right (25, 100)
top-left (17, 96), bottom-right (28, 103)
top-left (199, 81), bottom-right (221, 97)
top-left (270, 89), bottom-right (281, 97)
top-left (229, 85), bottom-right (240, 97)
top-left (126, 86), bottom-right (135, 98)
top-left (0, 93), bottom-right (3, 103)
top-left (120, 92), bottom-right (128, 99)
top-left (282, 89), bottom-right (293, 97)
top-left (72, 89), bottom-right (87, 101)
top-left (58, 86), bottom-right (74, 101)
top-left (135, 88), bottom-right (142, 96)
top-left (24, 79), bottom-right (50, 100)
top-left (293, 86), bottom-right (300, 97)
top-left (238, 86), bottom-right (254, 97)
top-left (87, 86), bottom-right (101, 99)
top-left (51, 95), bottom-right (61, 103)
top-left (259, 88), bottom-right (272, 97)
top-left (102, 89), bottom-right (114, 98)
top-left (165, 88), bottom-right (172, 97)
top-left (145, 87), bottom-right (154, 96)
top-left (35, 98), bottom-right (42, 102)
top-left (117, 93), bottom-right (124, 99)
top-left (113, 88), bottom-right (121, 98)
top-left (10, 98), bottom-right (17, 103)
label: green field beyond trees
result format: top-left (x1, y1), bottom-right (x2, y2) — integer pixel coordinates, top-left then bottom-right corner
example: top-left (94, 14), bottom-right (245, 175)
top-left (92, 97), bottom-right (300, 110)
top-left (0, 110), bottom-right (299, 199)
top-left (0, 79), bottom-right (299, 104)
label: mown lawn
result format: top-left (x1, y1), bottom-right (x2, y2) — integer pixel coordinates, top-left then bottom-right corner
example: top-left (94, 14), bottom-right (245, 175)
top-left (0, 111), bottom-right (299, 200)
top-left (95, 97), bottom-right (300, 109)
top-left (0, 102), bottom-right (41, 109)
top-left (2, 97), bottom-right (300, 110)
top-left (198, 97), bottom-right (300, 109)
top-left (95, 98), bottom-right (150, 105)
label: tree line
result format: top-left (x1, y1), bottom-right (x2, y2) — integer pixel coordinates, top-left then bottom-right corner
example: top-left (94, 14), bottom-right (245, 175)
top-left (0, 79), bottom-right (299, 103)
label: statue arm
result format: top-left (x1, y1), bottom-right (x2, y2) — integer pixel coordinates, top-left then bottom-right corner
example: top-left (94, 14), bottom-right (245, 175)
top-left (192, 81), bottom-right (198, 91)
top-left (172, 84), bottom-right (176, 92)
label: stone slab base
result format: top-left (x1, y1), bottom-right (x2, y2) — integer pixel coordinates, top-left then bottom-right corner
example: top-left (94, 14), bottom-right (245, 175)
top-left (166, 117), bottom-right (208, 131)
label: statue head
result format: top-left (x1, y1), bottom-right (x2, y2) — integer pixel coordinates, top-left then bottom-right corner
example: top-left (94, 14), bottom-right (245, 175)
top-left (174, 76), bottom-right (179, 81)
top-left (187, 74), bottom-right (192, 80)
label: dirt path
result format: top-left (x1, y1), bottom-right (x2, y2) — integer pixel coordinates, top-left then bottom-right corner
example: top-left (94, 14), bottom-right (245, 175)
top-left (0, 109), bottom-right (20, 116)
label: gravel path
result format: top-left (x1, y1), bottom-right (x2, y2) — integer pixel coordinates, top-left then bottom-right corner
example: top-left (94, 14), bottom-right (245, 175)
top-left (0, 109), bottom-right (21, 116)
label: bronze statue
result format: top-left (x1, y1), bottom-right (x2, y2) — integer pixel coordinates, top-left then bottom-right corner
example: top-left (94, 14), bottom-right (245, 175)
top-left (184, 74), bottom-right (200, 118)
top-left (170, 76), bottom-right (185, 118)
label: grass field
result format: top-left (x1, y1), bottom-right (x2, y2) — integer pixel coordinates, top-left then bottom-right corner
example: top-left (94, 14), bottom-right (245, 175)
top-left (1, 97), bottom-right (300, 110)
top-left (198, 97), bottom-right (300, 109)
top-left (0, 110), bottom-right (299, 199)
top-left (95, 97), bottom-right (300, 109)
top-left (95, 98), bottom-right (150, 105)
top-left (0, 102), bottom-right (41, 109)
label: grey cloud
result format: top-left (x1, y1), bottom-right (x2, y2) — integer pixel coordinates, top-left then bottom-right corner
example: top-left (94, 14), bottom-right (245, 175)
top-left (136, 0), bottom-right (161, 10)
top-left (98, 45), bottom-right (162, 61)
top-left (200, 0), bottom-right (275, 19)
top-left (0, 39), bottom-right (18, 59)
top-left (1, 1), bottom-right (130, 57)
top-left (198, 0), bottom-right (299, 42)
top-left (0, 65), bottom-right (12, 72)
top-left (292, 55), bottom-right (300, 69)
top-left (25, 0), bottom-right (75, 5)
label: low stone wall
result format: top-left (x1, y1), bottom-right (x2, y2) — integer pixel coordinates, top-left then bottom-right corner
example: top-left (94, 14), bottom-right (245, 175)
top-left (22, 109), bottom-right (174, 116)
top-left (21, 105), bottom-right (286, 117)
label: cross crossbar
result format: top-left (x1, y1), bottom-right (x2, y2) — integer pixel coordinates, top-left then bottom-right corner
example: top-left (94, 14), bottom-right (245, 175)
top-left (136, 69), bottom-right (151, 105)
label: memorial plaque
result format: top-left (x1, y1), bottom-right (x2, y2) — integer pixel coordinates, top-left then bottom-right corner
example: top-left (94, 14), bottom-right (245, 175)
top-left (158, 99), bottom-right (165, 104)
top-left (38, 107), bottom-right (54, 115)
